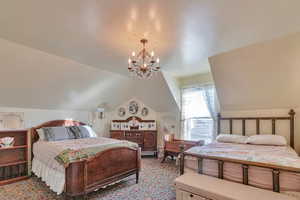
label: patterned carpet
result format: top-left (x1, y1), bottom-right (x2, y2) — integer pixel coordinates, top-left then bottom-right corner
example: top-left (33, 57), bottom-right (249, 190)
top-left (0, 158), bottom-right (179, 200)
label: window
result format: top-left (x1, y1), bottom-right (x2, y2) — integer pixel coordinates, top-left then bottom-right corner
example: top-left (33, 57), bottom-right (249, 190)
top-left (181, 85), bottom-right (216, 144)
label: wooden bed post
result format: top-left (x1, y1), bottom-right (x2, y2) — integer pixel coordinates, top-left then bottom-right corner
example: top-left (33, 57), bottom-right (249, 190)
top-left (197, 158), bottom-right (203, 174)
top-left (289, 109), bottom-right (295, 149)
top-left (242, 164), bottom-right (249, 185)
top-left (179, 145), bottom-right (185, 175)
top-left (272, 170), bottom-right (280, 193)
top-left (217, 113), bottom-right (221, 135)
top-left (136, 147), bottom-right (141, 184)
top-left (218, 161), bottom-right (224, 179)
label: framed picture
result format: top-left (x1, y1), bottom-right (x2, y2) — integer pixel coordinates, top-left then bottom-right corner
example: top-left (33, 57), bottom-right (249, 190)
top-left (111, 122), bottom-right (121, 130)
top-left (118, 107), bottom-right (126, 117)
top-left (121, 123), bottom-right (130, 130)
top-left (128, 101), bottom-right (139, 115)
top-left (141, 107), bottom-right (149, 116)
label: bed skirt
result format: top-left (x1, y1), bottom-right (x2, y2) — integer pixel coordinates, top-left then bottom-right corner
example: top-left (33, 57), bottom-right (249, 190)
top-left (32, 158), bottom-right (65, 194)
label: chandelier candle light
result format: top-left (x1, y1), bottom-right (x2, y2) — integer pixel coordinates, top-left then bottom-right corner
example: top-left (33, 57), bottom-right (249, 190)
top-left (128, 39), bottom-right (160, 79)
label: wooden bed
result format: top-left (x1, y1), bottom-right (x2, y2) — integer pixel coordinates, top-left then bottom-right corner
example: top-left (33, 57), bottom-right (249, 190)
top-left (180, 109), bottom-right (297, 193)
top-left (30, 120), bottom-right (141, 199)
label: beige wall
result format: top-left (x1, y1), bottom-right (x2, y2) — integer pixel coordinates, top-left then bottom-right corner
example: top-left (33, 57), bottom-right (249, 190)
top-left (178, 72), bottom-right (214, 88)
top-left (0, 37), bottom-right (179, 114)
top-left (0, 106), bottom-right (89, 128)
top-left (92, 98), bottom-right (181, 156)
top-left (210, 32), bottom-right (300, 153)
top-left (162, 71), bottom-right (182, 109)
top-left (210, 32), bottom-right (300, 111)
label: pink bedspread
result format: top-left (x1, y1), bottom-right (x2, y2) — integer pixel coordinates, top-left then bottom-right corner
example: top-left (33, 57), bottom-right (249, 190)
top-left (184, 142), bottom-right (300, 192)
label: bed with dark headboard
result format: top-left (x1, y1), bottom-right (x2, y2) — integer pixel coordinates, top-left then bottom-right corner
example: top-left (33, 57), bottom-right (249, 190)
top-left (31, 120), bottom-right (86, 143)
top-left (180, 110), bottom-right (300, 193)
top-left (31, 120), bottom-right (141, 199)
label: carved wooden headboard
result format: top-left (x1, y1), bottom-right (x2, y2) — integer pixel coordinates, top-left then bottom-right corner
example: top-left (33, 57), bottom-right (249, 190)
top-left (217, 109), bottom-right (296, 148)
top-left (31, 120), bottom-right (86, 144)
top-left (112, 116), bottom-right (155, 123)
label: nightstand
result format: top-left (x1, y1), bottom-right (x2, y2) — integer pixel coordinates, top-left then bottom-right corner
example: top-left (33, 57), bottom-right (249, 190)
top-left (161, 139), bottom-right (203, 163)
top-left (0, 129), bottom-right (30, 185)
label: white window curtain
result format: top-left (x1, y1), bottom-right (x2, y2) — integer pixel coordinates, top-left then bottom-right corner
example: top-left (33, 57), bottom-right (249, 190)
top-left (181, 85), bottom-right (218, 144)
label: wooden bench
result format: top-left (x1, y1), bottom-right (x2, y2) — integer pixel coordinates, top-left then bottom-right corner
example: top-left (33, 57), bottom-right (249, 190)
top-left (175, 173), bottom-right (297, 200)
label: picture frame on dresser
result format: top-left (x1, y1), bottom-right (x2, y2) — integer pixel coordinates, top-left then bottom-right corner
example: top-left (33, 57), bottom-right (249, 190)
top-left (0, 129), bottom-right (30, 186)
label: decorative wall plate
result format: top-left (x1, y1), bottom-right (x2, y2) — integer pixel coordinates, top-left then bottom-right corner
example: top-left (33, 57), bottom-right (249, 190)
top-left (128, 101), bottom-right (139, 115)
top-left (141, 107), bottom-right (149, 116)
top-left (118, 107), bottom-right (126, 117)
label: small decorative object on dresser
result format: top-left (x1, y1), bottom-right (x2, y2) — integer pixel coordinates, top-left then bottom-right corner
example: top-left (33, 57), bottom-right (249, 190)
top-left (110, 116), bottom-right (158, 157)
top-left (0, 129), bottom-right (30, 186)
top-left (161, 135), bottom-right (203, 163)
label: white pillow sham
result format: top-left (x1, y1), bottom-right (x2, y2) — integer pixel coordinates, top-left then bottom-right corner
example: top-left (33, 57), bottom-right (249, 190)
top-left (36, 128), bottom-right (45, 141)
top-left (216, 134), bottom-right (248, 144)
top-left (82, 125), bottom-right (97, 138)
top-left (246, 135), bottom-right (287, 146)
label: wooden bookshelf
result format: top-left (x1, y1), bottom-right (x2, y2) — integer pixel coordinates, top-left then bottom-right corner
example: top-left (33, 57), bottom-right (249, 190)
top-left (0, 129), bottom-right (30, 185)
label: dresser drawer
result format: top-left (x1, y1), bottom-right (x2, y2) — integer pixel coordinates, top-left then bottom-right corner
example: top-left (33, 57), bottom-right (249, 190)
top-left (125, 132), bottom-right (143, 137)
top-left (176, 190), bottom-right (211, 200)
top-left (111, 131), bottom-right (125, 140)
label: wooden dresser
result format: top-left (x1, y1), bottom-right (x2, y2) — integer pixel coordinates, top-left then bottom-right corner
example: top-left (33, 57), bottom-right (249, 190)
top-left (0, 129), bottom-right (30, 185)
top-left (110, 117), bottom-right (157, 157)
top-left (111, 130), bottom-right (157, 155)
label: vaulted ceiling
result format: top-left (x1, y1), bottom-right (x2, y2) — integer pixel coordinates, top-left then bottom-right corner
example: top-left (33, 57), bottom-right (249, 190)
top-left (0, 0), bottom-right (300, 112)
top-left (1, 0), bottom-right (300, 77)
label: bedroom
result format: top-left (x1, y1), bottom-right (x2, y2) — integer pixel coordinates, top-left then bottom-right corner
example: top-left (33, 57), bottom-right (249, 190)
top-left (0, 0), bottom-right (300, 200)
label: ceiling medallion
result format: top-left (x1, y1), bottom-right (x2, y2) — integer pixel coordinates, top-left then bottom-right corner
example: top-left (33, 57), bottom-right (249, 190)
top-left (128, 39), bottom-right (160, 79)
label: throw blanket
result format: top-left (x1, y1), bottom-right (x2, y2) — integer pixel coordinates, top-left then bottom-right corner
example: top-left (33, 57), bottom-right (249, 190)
top-left (55, 140), bottom-right (138, 167)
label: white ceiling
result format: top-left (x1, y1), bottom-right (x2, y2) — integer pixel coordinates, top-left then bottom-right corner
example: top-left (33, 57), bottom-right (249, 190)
top-left (0, 0), bottom-right (300, 77)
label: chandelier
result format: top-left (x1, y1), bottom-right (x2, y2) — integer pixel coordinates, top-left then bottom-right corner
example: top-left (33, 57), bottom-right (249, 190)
top-left (128, 39), bottom-right (160, 79)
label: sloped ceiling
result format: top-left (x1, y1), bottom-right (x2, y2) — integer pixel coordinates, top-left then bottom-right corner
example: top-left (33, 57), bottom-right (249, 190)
top-left (1, 0), bottom-right (300, 112)
top-left (210, 33), bottom-right (300, 111)
top-left (0, 0), bottom-right (300, 77)
top-left (0, 38), bottom-right (178, 112)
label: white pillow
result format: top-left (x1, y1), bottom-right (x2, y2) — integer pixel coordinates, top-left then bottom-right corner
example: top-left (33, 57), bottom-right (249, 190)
top-left (246, 135), bottom-right (287, 146)
top-left (36, 128), bottom-right (45, 141)
top-left (82, 125), bottom-right (97, 138)
top-left (216, 134), bottom-right (248, 144)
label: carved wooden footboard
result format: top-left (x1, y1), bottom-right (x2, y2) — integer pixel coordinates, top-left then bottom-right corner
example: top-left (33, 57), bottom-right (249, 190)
top-left (65, 147), bottom-right (141, 199)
